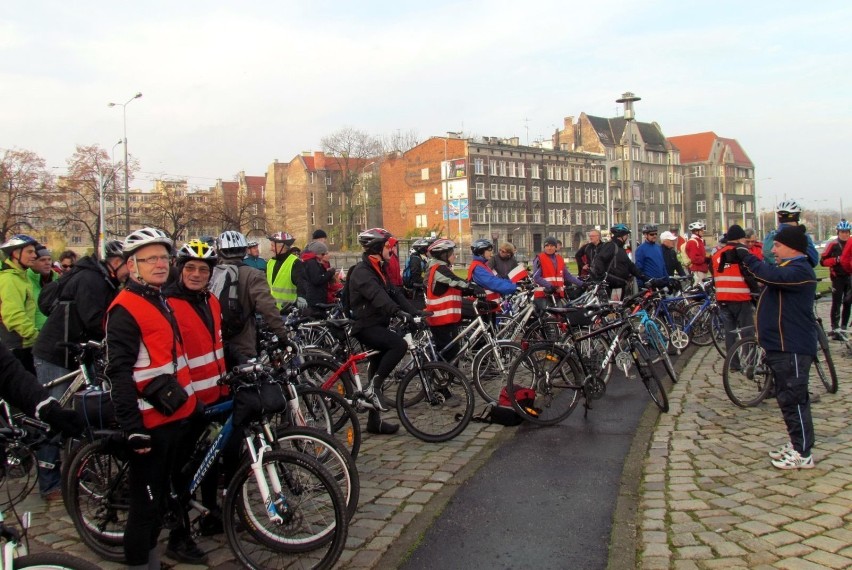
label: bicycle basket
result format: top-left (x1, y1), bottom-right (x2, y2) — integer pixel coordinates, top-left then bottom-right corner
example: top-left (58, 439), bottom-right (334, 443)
top-left (232, 378), bottom-right (290, 427)
top-left (73, 386), bottom-right (118, 429)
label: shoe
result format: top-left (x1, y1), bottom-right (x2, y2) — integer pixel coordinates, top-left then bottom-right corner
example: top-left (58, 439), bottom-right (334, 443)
top-left (768, 442), bottom-right (793, 460)
top-left (366, 410), bottom-right (399, 435)
top-left (771, 449), bottom-right (814, 470)
top-left (363, 384), bottom-right (388, 412)
top-left (165, 537), bottom-right (208, 564)
top-left (41, 488), bottom-right (62, 501)
top-left (199, 510), bottom-right (223, 536)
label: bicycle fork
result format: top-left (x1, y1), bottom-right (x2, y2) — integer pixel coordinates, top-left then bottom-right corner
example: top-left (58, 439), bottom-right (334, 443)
top-left (243, 436), bottom-right (289, 525)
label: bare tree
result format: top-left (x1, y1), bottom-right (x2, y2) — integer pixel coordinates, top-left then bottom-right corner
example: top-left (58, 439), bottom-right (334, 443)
top-left (320, 127), bottom-right (383, 249)
top-left (0, 148), bottom-right (53, 241)
top-left (380, 129), bottom-right (421, 154)
top-left (147, 179), bottom-right (212, 242)
top-left (209, 177), bottom-right (267, 236)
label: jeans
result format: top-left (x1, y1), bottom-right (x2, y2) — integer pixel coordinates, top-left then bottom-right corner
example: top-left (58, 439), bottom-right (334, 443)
top-left (33, 357), bottom-right (72, 495)
top-left (719, 302), bottom-right (754, 367)
top-left (765, 351), bottom-right (814, 456)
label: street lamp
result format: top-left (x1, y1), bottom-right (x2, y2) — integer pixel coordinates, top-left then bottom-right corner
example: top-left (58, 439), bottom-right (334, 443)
top-left (108, 92), bottom-right (142, 234)
top-left (485, 203), bottom-right (493, 242)
top-left (616, 91), bottom-right (641, 259)
top-left (755, 177), bottom-right (772, 236)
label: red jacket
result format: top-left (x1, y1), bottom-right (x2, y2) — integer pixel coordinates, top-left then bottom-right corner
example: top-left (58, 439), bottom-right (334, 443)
top-left (820, 238), bottom-right (849, 278)
top-left (840, 238), bottom-right (852, 275)
top-left (685, 235), bottom-right (709, 272)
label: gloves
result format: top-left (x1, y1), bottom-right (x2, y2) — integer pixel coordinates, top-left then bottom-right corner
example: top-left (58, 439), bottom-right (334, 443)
top-left (395, 310), bottom-right (413, 323)
top-left (732, 244), bottom-right (750, 262)
top-left (41, 402), bottom-right (85, 437)
top-left (126, 431), bottom-right (152, 451)
top-left (296, 297), bottom-right (308, 310)
top-left (469, 284), bottom-right (487, 299)
top-left (543, 286), bottom-right (556, 295)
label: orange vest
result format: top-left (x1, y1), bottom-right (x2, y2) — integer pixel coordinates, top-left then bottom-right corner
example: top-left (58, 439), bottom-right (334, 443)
top-left (168, 294), bottom-right (227, 405)
top-left (466, 260), bottom-right (501, 306)
top-left (109, 290), bottom-right (197, 429)
top-left (712, 246), bottom-right (752, 302)
top-left (426, 264), bottom-right (463, 326)
top-left (534, 253), bottom-right (565, 299)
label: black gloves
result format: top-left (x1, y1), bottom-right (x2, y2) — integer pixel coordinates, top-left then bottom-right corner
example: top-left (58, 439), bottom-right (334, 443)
top-left (41, 401), bottom-right (85, 437)
top-left (543, 285), bottom-right (556, 295)
top-left (395, 310), bottom-right (413, 323)
top-left (733, 244), bottom-right (751, 262)
top-left (469, 284), bottom-right (487, 299)
top-left (126, 431), bottom-right (152, 451)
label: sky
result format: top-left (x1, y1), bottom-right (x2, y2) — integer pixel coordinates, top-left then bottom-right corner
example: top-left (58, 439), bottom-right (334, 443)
top-left (2, 0), bottom-right (850, 217)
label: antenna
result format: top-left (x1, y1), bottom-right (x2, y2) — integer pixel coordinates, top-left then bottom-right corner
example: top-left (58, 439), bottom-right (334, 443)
top-left (523, 117), bottom-right (530, 145)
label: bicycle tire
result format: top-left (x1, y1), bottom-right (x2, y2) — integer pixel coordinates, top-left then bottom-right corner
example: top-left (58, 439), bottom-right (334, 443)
top-left (299, 324), bottom-right (339, 354)
top-left (683, 303), bottom-right (713, 346)
top-left (65, 438), bottom-right (129, 563)
top-left (13, 551), bottom-right (102, 570)
top-left (223, 449), bottom-right (347, 570)
top-left (524, 318), bottom-right (567, 342)
top-left (575, 332), bottom-right (613, 385)
top-left (722, 338), bottom-right (773, 407)
top-left (814, 328), bottom-right (839, 394)
top-left (297, 356), bottom-right (354, 400)
top-left (293, 386), bottom-right (362, 460)
top-left (631, 341), bottom-right (669, 412)
top-left (505, 343), bottom-right (582, 425)
top-left (471, 340), bottom-right (522, 403)
top-left (709, 307), bottom-right (726, 357)
top-left (275, 427), bottom-right (360, 522)
top-left (645, 320), bottom-right (678, 384)
top-left (396, 362), bottom-right (474, 443)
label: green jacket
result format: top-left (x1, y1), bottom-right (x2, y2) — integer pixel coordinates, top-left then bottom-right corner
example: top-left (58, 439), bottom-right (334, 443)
top-left (0, 260), bottom-right (38, 349)
top-left (27, 268), bottom-right (58, 331)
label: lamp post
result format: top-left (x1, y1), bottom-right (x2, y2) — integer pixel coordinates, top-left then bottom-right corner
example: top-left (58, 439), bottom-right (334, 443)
top-left (108, 92), bottom-right (142, 234)
top-left (617, 91), bottom-right (641, 260)
top-left (485, 203), bottom-right (493, 242)
top-left (755, 177), bottom-right (772, 236)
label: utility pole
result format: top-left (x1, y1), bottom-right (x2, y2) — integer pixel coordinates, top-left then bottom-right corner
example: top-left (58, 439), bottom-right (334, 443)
top-left (617, 91), bottom-right (641, 260)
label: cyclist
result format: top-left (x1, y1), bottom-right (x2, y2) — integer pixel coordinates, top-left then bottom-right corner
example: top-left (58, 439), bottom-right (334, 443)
top-left (301, 240), bottom-right (337, 316)
top-left (489, 241), bottom-right (528, 282)
top-left (575, 229), bottom-right (602, 279)
top-left (590, 224), bottom-right (646, 301)
top-left (266, 230), bottom-right (306, 310)
top-left (404, 237), bottom-right (433, 308)
top-left (532, 236), bottom-right (583, 308)
top-left (685, 221), bottom-right (711, 283)
top-left (659, 231), bottom-right (687, 277)
top-left (763, 200), bottom-right (818, 266)
top-left (104, 227), bottom-right (200, 569)
top-left (467, 239), bottom-right (517, 323)
top-left (635, 225), bottom-right (667, 287)
top-left (819, 219), bottom-right (851, 338)
top-left (347, 228), bottom-right (420, 434)
top-left (27, 244), bottom-right (58, 331)
top-left (714, 224), bottom-right (757, 364)
top-left (0, 234), bottom-right (40, 374)
top-left (243, 239), bottom-right (267, 271)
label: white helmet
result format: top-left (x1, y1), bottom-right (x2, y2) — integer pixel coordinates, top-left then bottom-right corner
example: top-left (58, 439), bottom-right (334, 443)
top-left (123, 227), bottom-right (173, 257)
top-left (218, 230), bottom-right (248, 252)
top-left (688, 221), bottom-right (705, 231)
top-left (776, 200), bottom-right (802, 214)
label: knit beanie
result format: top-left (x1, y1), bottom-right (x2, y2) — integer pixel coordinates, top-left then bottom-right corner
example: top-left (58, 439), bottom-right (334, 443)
top-left (305, 241), bottom-right (328, 255)
top-left (726, 224), bottom-right (746, 241)
top-left (773, 225), bottom-right (808, 253)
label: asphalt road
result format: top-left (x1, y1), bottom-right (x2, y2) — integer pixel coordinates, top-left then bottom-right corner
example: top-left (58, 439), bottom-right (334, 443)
top-left (401, 367), bottom-right (657, 570)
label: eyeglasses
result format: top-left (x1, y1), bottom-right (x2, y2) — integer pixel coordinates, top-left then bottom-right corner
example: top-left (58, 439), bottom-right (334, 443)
top-left (647, 233), bottom-right (658, 237)
top-left (183, 265), bottom-right (211, 274)
top-left (136, 255), bottom-right (172, 266)
top-left (61, 264), bottom-right (73, 269)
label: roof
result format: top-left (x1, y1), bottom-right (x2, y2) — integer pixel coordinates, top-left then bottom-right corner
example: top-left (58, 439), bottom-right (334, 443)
top-left (717, 137), bottom-right (753, 167)
top-left (584, 115), bottom-right (666, 150)
top-left (666, 132), bottom-right (717, 162)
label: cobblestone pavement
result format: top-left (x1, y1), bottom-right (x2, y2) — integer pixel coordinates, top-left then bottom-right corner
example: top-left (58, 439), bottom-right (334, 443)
top-left (637, 330), bottom-right (852, 569)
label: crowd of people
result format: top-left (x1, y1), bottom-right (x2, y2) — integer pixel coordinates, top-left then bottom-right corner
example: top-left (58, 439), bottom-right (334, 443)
top-left (0, 198), bottom-right (850, 566)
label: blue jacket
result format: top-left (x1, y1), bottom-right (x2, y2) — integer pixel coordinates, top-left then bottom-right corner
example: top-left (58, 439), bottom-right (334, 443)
top-left (762, 223), bottom-right (818, 267)
top-left (470, 255), bottom-right (517, 295)
top-left (635, 241), bottom-right (667, 283)
top-left (741, 253), bottom-right (817, 355)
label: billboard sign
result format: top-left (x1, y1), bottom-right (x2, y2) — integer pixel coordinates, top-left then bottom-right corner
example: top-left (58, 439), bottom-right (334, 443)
top-left (444, 199), bottom-right (469, 220)
top-left (442, 158), bottom-right (467, 180)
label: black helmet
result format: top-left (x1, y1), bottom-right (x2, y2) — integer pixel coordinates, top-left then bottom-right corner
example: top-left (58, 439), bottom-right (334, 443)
top-left (470, 239), bottom-right (493, 256)
top-left (642, 224), bottom-right (658, 234)
top-left (610, 223), bottom-right (631, 238)
top-left (358, 227), bottom-right (392, 253)
top-left (411, 237), bottom-right (434, 255)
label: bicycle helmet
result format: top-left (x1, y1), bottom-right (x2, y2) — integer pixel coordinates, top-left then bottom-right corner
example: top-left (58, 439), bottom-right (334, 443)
top-left (610, 223), bottom-right (631, 238)
top-left (642, 224), bottom-right (658, 234)
top-left (776, 200), bottom-right (802, 215)
top-left (688, 221), bottom-right (705, 232)
top-left (267, 231), bottom-right (295, 246)
top-left (411, 237), bottom-right (433, 255)
top-left (0, 234), bottom-right (38, 253)
top-left (217, 231), bottom-right (248, 257)
top-left (470, 238), bottom-right (493, 256)
top-left (177, 239), bottom-right (218, 267)
top-left (246, 240), bottom-right (259, 248)
top-left (358, 228), bottom-right (392, 253)
top-left (103, 240), bottom-right (124, 259)
top-left (543, 236), bottom-right (558, 246)
top-left (836, 219), bottom-right (851, 231)
top-left (122, 227), bottom-right (173, 257)
top-left (427, 238), bottom-right (456, 259)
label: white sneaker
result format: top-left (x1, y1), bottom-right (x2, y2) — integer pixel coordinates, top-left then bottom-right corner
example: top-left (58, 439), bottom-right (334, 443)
top-left (362, 387), bottom-right (388, 412)
top-left (771, 449), bottom-right (814, 470)
top-left (768, 442), bottom-right (793, 460)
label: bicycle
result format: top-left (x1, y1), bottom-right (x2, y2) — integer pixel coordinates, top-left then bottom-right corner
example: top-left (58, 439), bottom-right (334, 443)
top-left (64, 363), bottom-right (349, 569)
top-left (812, 292), bottom-right (838, 394)
top-left (722, 334), bottom-right (773, 407)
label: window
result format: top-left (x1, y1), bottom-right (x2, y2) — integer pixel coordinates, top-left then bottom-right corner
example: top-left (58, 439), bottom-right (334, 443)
top-left (727, 199), bottom-right (735, 212)
top-left (519, 185), bottom-right (526, 201)
top-left (696, 200), bottom-right (706, 213)
top-left (414, 192), bottom-right (426, 205)
top-left (518, 163), bottom-right (526, 177)
top-left (509, 185), bottom-right (517, 200)
top-left (310, 212), bottom-right (315, 225)
top-left (584, 188), bottom-right (591, 203)
top-left (475, 182), bottom-right (485, 199)
top-left (338, 194), bottom-right (345, 206)
top-left (659, 191), bottom-right (665, 204)
top-left (499, 161), bottom-right (507, 176)
top-left (327, 192), bottom-right (333, 204)
top-left (490, 184), bottom-right (498, 200)
top-left (309, 172), bottom-right (315, 184)
top-left (415, 214), bottom-right (428, 228)
top-left (532, 209), bottom-right (542, 223)
top-left (327, 212), bottom-right (334, 225)
top-left (489, 160), bottom-right (497, 175)
top-left (545, 165), bottom-right (554, 180)
top-left (548, 209), bottom-right (556, 225)
top-left (547, 186), bottom-right (554, 202)
top-left (326, 176), bottom-right (332, 186)
top-left (532, 186), bottom-right (540, 201)
top-left (553, 166), bottom-right (561, 181)
top-left (509, 162), bottom-right (517, 177)
top-left (574, 168), bottom-right (581, 182)
top-left (531, 163), bottom-right (540, 179)
top-left (575, 188), bottom-right (582, 203)
top-left (563, 167), bottom-right (570, 180)
top-left (421, 167), bottom-right (429, 180)
top-left (555, 186), bottom-right (562, 203)
top-left (693, 165), bottom-right (706, 176)
top-left (500, 184), bottom-right (508, 200)
top-left (310, 193), bottom-right (315, 205)
top-left (474, 158), bottom-right (484, 175)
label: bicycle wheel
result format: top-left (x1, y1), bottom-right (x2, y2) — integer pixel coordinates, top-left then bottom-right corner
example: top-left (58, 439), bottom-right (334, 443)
top-left (575, 332), bottom-right (613, 385)
top-left (14, 551), bottom-right (102, 570)
top-left (814, 329), bottom-right (839, 394)
top-left (709, 307), bottom-right (726, 357)
top-left (297, 356), bottom-right (354, 400)
top-left (224, 449), bottom-right (347, 570)
top-left (631, 341), bottom-right (669, 412)
top-left (65, 438), bottom-right (129, 563)
top-left (275, 427), bottom-right (360, 522)
top-left (471, 340), bottom-right (522, 403)
top-left (293, 387), bottom-right (361, 460)
top-left (644, 320), bottom-right (678, 384)
top-left (299, 324), bottom-right (339, 353)
top-left (396, 362), bottom-right (474, 443)
top-left (505, 343), bottom-right (583, 425)
top-left (722, 338), bottom-right (773, 407)
top-left (683, 303), bottom-right (713, 346)
top-left (524, 318), bottom-right (567, 342)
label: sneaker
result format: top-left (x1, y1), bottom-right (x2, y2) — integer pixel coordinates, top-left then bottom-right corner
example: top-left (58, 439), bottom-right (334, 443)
top-left (166, 537), bottom-right (208, 564)
top-left (41, 488), bottom-right (63, 502)
top-left (771, 449), bottom-right (815, 470)
top-left (768, 442), bottom-right (793, 460)
top-left (362, 386), bottom-right (388, 412)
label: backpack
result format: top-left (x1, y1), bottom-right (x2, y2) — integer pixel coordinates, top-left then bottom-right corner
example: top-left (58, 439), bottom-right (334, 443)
top-left (208, 264), bottom-right (248, 340)
top-left (38, 266), bottom-right (82, 316)
top-left (340, 264), bottom-right (357, 318)
top-left (402, 255), bottom-right (415, 288)
top-left (678, 240), bottom-right (692, 270)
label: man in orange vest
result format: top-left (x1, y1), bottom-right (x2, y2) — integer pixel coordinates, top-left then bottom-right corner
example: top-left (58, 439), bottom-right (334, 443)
top-left (532, 235), bottom-right (583, 308)
top-left (713, 224), bottom-right (757, 366)
top-left (105, 228), bottom-right (200, 569)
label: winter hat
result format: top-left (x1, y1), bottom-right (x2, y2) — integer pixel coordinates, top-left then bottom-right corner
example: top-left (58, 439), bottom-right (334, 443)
top-left (305, 241), bottom-right (328, 255)
top-left (311, 229), bottom-right (328, 240)
top-left (773, 225), bottom-right (808, 254)
top-left (35, 246), bottom-right (51, 258)
top-left (726, 224), bottom-right (746, 241)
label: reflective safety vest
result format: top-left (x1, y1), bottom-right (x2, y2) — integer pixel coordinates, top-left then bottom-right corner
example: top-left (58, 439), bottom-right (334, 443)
top-left (267, 255), bottom-right (297, 308)
top-left (508, 264), bottom-right (529, 283)
top-left (109, 290), bottom-right (196, 429)
top-left (712, 246), bottom-right (752, 302)
top-left (425, 264), bottom-right (463, 326)
top-left (466, 260), bottom-right (501, 306)
top-left (168, 294), bottom-right (227, 405)
top-left (533, 253), bottom-right (565, 299)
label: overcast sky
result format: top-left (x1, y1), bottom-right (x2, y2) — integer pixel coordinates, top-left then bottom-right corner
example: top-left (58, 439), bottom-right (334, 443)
top-left (2, 0), bottom-right (850, 216)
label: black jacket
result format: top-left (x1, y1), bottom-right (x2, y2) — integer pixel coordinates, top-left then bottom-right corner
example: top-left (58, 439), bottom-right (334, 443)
top-left (590, 239), bottom-right (644, 287)
top-left (33, 255), bottom-right (121, 369)
top-left (0, 341), bottom-right (55, 417)
top-left (347, 253), bottom-right (414, 334)
top-left (662, 245), bottom-right (686, 277)
top-left (408, 254), bottom-right (426, 288)
top-left (302, 254), bottom-right (336, 307)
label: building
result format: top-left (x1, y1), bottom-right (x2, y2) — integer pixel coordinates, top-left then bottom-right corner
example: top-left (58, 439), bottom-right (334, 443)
top-left (380, 135), bottom-right (608, 259)
top-left (666, 132), bottom-right (756, 236)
